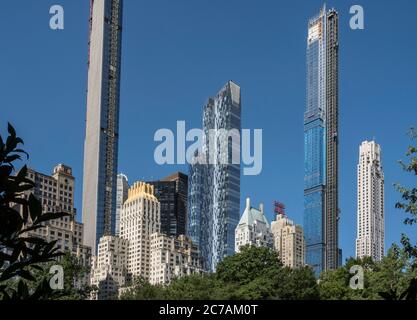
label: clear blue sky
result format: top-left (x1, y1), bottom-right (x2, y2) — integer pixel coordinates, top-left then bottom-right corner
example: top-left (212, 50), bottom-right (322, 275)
top-left (1, 0), bottom-right (416, 261)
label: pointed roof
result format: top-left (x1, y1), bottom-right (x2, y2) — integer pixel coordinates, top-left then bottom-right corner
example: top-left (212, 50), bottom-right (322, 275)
top-left (238, 198), bottom-right (269, 227)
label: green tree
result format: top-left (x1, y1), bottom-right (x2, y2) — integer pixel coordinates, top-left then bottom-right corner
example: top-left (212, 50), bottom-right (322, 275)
top-left (119, 246), bottom-right (319, 300)
top-left (383, 127), bottom-right (417, 300)
top-left (119, 276), bottom-right (167, 300)
top-left (395, 128), bottom-right (417, 266)
top-left (53, 252), bottom-right (92, 300)
top-left (370, 245), bottom-right (417, 300)
top-left (216, 245), bottom-right (319, 300)
top-left (216, 245), bottom-right (282, 285)
top-left (318, 247), bottom-right (417, 300)
top-left (166, 273), bottom-right (236, 300)
top-left (0, 123), bottom-right (69, 300)
top-left (277, 266), bottom-right (319, 300)
top-left (319, 256), bottom-right (377, 300)
top-left (395, 128), bottom-right (417, 228)
top-left (318, 267), bottom-right (351, 300)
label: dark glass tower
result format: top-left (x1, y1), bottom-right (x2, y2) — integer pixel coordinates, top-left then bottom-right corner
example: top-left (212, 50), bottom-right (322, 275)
top-left (304, 5), bottom-right (340, 275)
top-left (148, 172), bottom-right (188, 237)
top-left (82, 0), bottom-right (123, 255)
top-left (188, 81), bottom-right (241, 272)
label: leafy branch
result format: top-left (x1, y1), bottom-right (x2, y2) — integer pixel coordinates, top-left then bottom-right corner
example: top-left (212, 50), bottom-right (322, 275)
top-left (0, 123), bottom-right (69, 300)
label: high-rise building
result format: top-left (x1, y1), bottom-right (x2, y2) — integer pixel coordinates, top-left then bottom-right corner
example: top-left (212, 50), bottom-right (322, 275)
top-left (188, 81), bottom-right (241, 272)
top-left (90, 235), bottom-right (128, 300)
top-left (148, 172), bottom-right (188, 237)
top-left (356, 141), bottom-right (385, 261)
top-left (304, 5), bottom-right (340, 275)
top-left (149, 233), bottom-right (204, 285)
top-left (115, 173), bottom-right (129, 236)
top-left (22, 164), bottom-right (91, 267)
top-left (235, 198), bottom-right (273, 253)
top-left (82, 0), bottom-right (124, 255)
top-left (271, 213), bottom-right (305, 269)
top-left (120, 182), bottom-right (160, 281)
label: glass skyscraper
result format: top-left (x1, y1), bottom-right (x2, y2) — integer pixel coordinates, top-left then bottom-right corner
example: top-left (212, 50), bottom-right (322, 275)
top-left (188, 81), bottom-right (241, 272)
top-left (82, 0), bottom-right (123, 255)
top-left (304, 5), bottom-right (340, 276)
top-left (148, 172), bottom-right (188, 237)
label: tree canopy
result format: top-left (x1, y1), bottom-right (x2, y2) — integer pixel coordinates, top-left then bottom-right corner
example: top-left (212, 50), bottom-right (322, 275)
top-left (120, 245), bottom-right (319, 300)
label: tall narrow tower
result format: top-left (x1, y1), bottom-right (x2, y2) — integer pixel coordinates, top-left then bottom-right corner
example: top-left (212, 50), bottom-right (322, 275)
top-left (356, 141), bottom-right (385, 261)
top-left (188, 81), bottom-right (241, 272)
top-left (82, 0), bottom-right (123, 255)
top-left (304, 5), bottom-right (340, 276)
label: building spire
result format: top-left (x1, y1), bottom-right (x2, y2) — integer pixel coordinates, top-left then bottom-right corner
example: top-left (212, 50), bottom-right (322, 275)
top-left (246, 197), bottom-right (251, 210)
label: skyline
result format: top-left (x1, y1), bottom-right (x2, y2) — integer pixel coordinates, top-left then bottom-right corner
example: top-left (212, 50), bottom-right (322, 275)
top-left (1, 0), bottom-right (417, 261)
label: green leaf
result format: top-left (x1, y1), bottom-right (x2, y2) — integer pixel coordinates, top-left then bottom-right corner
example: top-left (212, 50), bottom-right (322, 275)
top-left (20, 236), bottom-right (49, 245)
top-left (16, 165), bottom-right (28, 180)
top-left (7, 122), bottom-right (16, 137)
top-left (0, 165), bottom-right (13, 178)
top-left (4, 154), bottom-right (21, 163)
top-left (17, 280), bottom-right (29, 299)
top-left (0, 134), bottom-right (4, 150)
top-left (28, 194), bottom-right (42, 222)
top-left (18, 224), bottom-right (44, 234)
top-left (13, 149), bottom-right (28, 159)
top-left (18, 269), bottom-right (36, 282)
top-left (30, 265), bottom-right (44, 272)
top-left (34, 211), bottom-right (69, 225)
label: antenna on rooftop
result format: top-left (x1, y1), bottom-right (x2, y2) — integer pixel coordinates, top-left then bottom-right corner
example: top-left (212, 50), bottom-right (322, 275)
top-left (274, 201), bottom-right (286, 217)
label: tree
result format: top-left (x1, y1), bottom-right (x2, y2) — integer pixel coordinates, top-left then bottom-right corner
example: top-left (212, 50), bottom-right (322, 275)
top-left (371, 245), bottom-right (417, 300)
top-left (382, 127), bottom-right (417, 300)
top-left (53, 252), bottom-right (92, 300)
top-left (396, 128), bottom-right (417, 226)
top-left (319, 256), bottom-right (380, 300)
top-left (0, 123), bottom-right (69, 300)
top-left (119, 246), bottom-right (319, 300)
top-left (395, 128), bottom-right (417, 259)
top-left (216, 245), bottom-right (319, 300)
top-left (166, 274), bottom-right (236, 300)
top-left (318, 247), bottom-right (417, 300)
top-left (216, 245), bottom-right (282, 285)
top-left (119, 276), bottom-right (167, 300)
top-left (278, 266), bottom-right (319, 300)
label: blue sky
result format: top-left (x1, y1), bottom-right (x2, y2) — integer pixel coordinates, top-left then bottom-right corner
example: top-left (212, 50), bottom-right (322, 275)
top-left (1, 0), bottom-right (416, 261)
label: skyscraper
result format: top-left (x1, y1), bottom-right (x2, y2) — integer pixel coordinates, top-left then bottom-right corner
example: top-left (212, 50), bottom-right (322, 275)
top-left (82, 0), bottom-right (123, 255)
top-left (188, 81), bottom-right (241, 272)
top-left (356, 141), bottom-right (385, 261)
top-left (304, 5), bottom-right (340, 275)
top-left (148, 172), bottom-right (188, 237)
top-left (120, 182), bottom-right (160, 281)
top-left (115, 173), bottom-right (129, 236)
